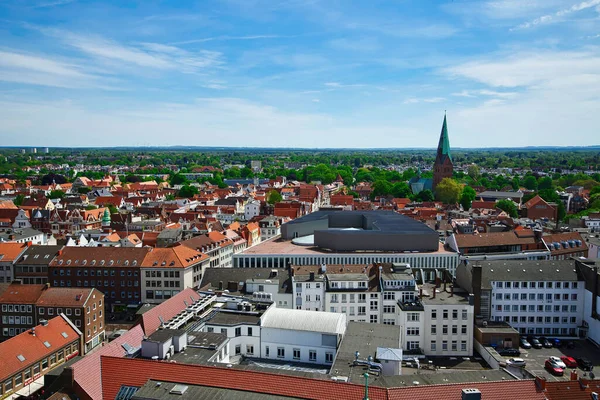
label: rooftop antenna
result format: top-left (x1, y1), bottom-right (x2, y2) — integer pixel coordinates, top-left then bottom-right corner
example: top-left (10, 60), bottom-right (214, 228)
top-left (363, 372), bottom-right (369, 400)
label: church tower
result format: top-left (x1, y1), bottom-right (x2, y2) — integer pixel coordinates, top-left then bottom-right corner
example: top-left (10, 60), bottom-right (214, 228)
top-left (433, 113), bottom-right (453, 190)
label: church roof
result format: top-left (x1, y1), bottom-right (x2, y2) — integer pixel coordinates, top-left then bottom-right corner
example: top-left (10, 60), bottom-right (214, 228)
top-left (435, 113), bottom-right (452, 164)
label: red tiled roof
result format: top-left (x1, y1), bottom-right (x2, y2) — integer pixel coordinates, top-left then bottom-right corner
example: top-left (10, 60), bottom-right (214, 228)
top-left (0, 315), bottom-right (81, 381)
top-left (36, 287), bottom-right (97, 307)
top-left (70, 325), bottom-right (145, 400)
top-left (100, 356), bottom-right (546, 400)
top-left (0, 242), bottom-right (29, 262)
top-left (49, 247), bottom-right (151, 267)
top-left (545, 379), bottom-right (600, 400)
top-left (542, 232), bottom-right (588, 255)
top-left (141, 245), bottom-right (208, 268)
top-left (139, 288), bottom-right (201, 335)
top-left (0, 283), bottom-right (44, 304)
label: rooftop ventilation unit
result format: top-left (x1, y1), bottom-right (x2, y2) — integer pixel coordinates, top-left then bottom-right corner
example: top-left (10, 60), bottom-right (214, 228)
top-left (170, 384), bottom-right (188, 395)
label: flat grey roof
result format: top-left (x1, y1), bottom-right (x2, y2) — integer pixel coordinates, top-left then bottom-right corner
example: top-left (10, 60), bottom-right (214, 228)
top-left (148, 329), bottom-right (185, 343)
top-left (473, 259), bottom-right (582, 289)
top-left (331, 322), bottom-right (401, 384)
top-left (132, 380), bottom-right (294, 400)
top-left (207, 311), bottom-right (261, 326)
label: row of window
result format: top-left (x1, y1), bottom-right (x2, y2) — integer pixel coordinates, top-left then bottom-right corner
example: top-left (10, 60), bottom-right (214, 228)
top-left (497, 315), bottom-right (578, 324)
top-left (494, 304), bottom-right (578, 313)
top-left (1, 304), bottom-right (33, 313)
top-left (330, 293), bottom-right (368, 303)
top-left (53, 280), bottom-right (139, 288)
top-left (264, 346), bottom-right (333, 363)
top-left (495, 293), bottom-right (578, 301)
top-left (329, 281), bottom-right (368, 289)
top-left (431, 309), bottom-right (469, 320)
top-left (145, 290), bottom-right (179, 300)
top-left (295, 282), bottom-right (322, 289)
top-left (430, 340), bottom-right (468, 352)
top-left (146, 280), bottom-right (181, 288)
top-left (54, 269), bottom-right (140, 277)
top-left (2, 316), bottom-right (33, 325)
top-left (145, 270), bottom-right (180, 278)
top-left (495, 281), bottom-right (578, 289)
top-left (430, 325), bottom-right (469, 335)
top-left (518, 327), bottom-right (576, 335)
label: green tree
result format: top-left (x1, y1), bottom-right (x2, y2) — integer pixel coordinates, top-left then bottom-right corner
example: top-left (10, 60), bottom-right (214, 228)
top-left (78, 187), bottom-right (91, 194)
top-left (48, 190), bottom-right (65, 199)
top-left (266, 190), bottom-right (283, 205)
top-left (460, 186), bottom-right (477, 210)
top-left (391, 182), bottom-right (411, 198)
top-left (435, 178), bottom-right (462, 204)
top-left (170, 174), bottom-right (188, 186)
top-left (523, 175), bottom-right (538, 191)
top-left (415, 189), bottom-right (434, 202)
top-left (496, 199), bottom-right (518, 218)
top-left (178, 185), bottom-right (199, 198)
top-left (370, 180), bottom-right (392, 200)
top-left (13, 194), bottom-right (25, 206)
top-left (537, 176), bottom-right (554, 190)
top-left (467, 164), bottom-right (480, 181)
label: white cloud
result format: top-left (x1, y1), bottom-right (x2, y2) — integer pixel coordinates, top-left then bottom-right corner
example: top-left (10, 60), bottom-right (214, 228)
top-left (512, 0), bottom-right (600, 30)
top-left (403, 97), bottom-right (445, 104)
top-left (452, 89), bottom-right (518, 98)
top-left (0, 50), bottom-right (112, 89)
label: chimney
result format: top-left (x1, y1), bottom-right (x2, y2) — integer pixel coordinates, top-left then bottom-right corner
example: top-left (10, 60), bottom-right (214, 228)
top-left (435, 277), bottom-right (441, 288)
top-left (450, 285), bottom-right (454, 297)
top-left (433, 287), bottom-right (436, 299)
top-left (535, 376), bottom-right (547, 391)
top-left (290, 267), bottom-right (295, 277)
top-left (31, 327), bottom-right (36, 336)
top-left (571, 370), bottom-right (578, 381)
top-left (461, 388), bottom-right (481, 400)
top-left (321, 264), bottom-right (327, 274)
top-left (444, 280), bottom-right (447, 291)
top-left (419, 288), bottom-right (423, 299)
top-left (218, 281), bottom-right (223, 290)
top-left (44, 282), bottom-right (50, 290)
top-left (309, 272), bottom-right (315, 281)
top-left (26, 241), bottom-right (33, 247)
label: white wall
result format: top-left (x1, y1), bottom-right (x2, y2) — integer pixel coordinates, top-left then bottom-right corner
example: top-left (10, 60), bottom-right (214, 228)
top-left (261, 327), bottom-right (336, 365)
top-left (584, 290), bottom-right (600, 345)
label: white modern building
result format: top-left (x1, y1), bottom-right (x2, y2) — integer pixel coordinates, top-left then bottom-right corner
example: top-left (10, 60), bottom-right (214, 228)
top-left (244, 200), bottom-right (261, 221)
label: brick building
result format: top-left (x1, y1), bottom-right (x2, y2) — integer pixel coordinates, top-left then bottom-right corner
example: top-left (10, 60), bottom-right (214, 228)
top-left (48, 247), bottom-right (150, 311)
top-left (13, 245), bottom-right (63, 284)
top-left (0, 283), bottom-right (104, 353)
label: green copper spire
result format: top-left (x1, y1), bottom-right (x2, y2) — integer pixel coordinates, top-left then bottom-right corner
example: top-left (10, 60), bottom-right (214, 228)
top-left (436, 112), bottom-right (452, 163)
top-left (102, 208), bottom-right (111, 224)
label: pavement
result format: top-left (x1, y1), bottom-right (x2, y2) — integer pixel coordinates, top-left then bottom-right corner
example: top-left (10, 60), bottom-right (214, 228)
top-left (500, 340), bottom-right (600, 381)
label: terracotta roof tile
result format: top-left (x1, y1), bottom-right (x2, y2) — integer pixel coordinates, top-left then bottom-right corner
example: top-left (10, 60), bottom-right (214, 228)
top-left (36, 287), bottom-right (97, 307)
top-left (70, 325), bottom-right (145, 400)
top-left (0, 283), bottom-right (44, 304)
top-left (0, 242), bottom-right (29, 262)
top-left (140, 288), bottom-right (201, 335)
top-left (141, 245), bottom-right (208, 268)
top-left (0, 315), bottom-right (81, 381)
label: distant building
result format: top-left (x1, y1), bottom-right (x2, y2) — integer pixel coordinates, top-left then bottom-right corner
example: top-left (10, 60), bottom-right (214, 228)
top-left (250, 160), bottom-right (262, 172)
top-left (433, 113), bottom-right (453, 190)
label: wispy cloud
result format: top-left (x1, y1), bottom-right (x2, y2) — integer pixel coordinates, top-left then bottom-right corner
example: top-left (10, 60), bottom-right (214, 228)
top-left (171, 35), bottom-right (290, 46)
top-left (403, 97), bottom-right (445, 104)
top-left (32, 0), bottom-right (75, 8)
top-left (34, 27), bottom-right (224, 73)
top-left (0, 49), bottom-right (114, 89)
top-left (452, 89), bottom-right (518, 98)
top-left (512, 0), bottom-right (600, 30)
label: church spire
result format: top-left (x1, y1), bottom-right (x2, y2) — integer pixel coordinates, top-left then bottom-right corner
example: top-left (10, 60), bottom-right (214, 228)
top-left (436, 112), bottom-right (452, 164)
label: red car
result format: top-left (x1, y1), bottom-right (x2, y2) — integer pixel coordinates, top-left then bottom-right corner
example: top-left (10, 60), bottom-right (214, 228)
top-left (545, 360), bottom-right (565, 376)
top-left (560, 356), bottom-right (577, 368)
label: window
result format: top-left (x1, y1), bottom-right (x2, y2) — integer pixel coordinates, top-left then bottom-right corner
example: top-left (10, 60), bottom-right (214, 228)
top-left (325, 352), bottom-right (333, 363)
top-left (461, 325), bottom-right (467, 334)
top-left (442, 340), bottom-right (448, 351)
top-left (48, 308), bottom-right (54, 315)
top-left (431, 341), bottom-right (437, 351)
top-left (407, 327), bottom-right (419, 336)
top-left (443, 310), bottom-right (448, 319)
top-left (452, 310), bottom-right (458, 320)
top-left (451, 341), bottom-right (457, 351)
top-left (207, 327), bottom-right (214, 333)
top-left (75, 309), bottom-right (81, 316)
top-left (431, 310), bottom-right (436, 319)
top-left (452, 325), bottom-right (457, 335)
top-left (442, 325), bottom-right (448, 335)
top-left (462, 310), bottom-right (468, 320)
top-left (235, 345), bottom-right (241, 355)
top-left (572, 294), bottom-right (578, 301)
top-left (277, 347), bottom-right (285, 358)
top-left (309, 350), bottom-right (317, 362)
top-left (383, 305), bottom-right (395, 314)
top-left (293, 348), bottom-right (300, 360)
top-left (235, 327), bottom-right (241, 337)
top-left (247, 327), bottom-right (253, 336)
top-left (461, 341), bottom-right (467, 352)
top-left (246, 345), bottom-right (254, 355)
top-left (408, 313), bottom-right (420, 322)
top-left (265, 346), bottom-right (269, 357)
top-left (39, 307), bottom-right (45, 315)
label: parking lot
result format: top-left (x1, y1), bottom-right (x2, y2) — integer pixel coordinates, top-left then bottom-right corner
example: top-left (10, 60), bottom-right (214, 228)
top-left (502, 340), bottom-right (600, 381)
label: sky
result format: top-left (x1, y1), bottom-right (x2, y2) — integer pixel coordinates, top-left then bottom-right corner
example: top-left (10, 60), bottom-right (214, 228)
top-left (1, 0), bottom-right (600, 148)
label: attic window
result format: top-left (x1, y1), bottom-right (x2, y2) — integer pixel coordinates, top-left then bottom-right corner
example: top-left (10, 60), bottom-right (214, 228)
top-left (91, 260), bottom-right (96, 265)
top-left (100, 260), bottom-right (105, 266)
top-left (66, 260), bottom-right (71, 265)
top-left (34, 255), bottom-right (39, 259)
top-left (43, 341), bottom-right (51, 348)
top-left (17, 354), bottom-right (25, 362)
top-left (169, 261), bottom-right (175, 266)
top-left (124, 260), bottom-right (129, 266)
top-left (161, 261), bottom-right (166, 266)
top-left (109, 260), bottom-right (114, 266)
top-left (132, 260), bottom-right (137, 266)
top-left (75, 260), bottom-right (79, 264)
top-left (58, 260), bottom-right (63, 265)
top-left (153, 261), bottom-right (158, 266)
top-left (61, 332), bottom-right (68, 338)
top-left (82, 260), bottom-right (87, 265)
top-left (44, 255), bottom-right (49, 258)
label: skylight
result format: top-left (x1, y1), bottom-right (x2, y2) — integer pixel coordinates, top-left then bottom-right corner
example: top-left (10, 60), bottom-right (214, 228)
top-left (17, 354), bottom-right (25, 362)
top-left (43, 341), bottom-right (51, 347)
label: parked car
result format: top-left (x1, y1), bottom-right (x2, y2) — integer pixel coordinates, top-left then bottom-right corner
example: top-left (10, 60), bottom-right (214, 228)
top-left (520, 338), bottom-right (532, 349)
top-left (548, 356), bottom-right (567, 369)
top-left (529, 338), bottom-right (543, 349)
top-left (507, 358), bottom-right (527, 367)
top-left (539, 337), bottom-right (553, 348)
top-left (560, 356), bottom-right (578, 368)
top-left (577, 358), bottom-right (593, 371)
top-left (499, 348), bottom-right (521, 357)
top-left (552, 338), bottom-right (563, 348)
top-left (545, 360), bottom-right (565, 376)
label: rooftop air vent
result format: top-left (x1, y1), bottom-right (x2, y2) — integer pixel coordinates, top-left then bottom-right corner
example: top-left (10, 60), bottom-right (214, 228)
top-left (170, 385), bottom-right (188, 395)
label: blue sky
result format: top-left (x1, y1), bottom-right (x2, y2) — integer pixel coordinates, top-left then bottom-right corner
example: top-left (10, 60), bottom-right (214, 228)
top-left (1, 0), bottom-right (599, 148)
